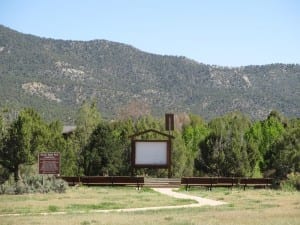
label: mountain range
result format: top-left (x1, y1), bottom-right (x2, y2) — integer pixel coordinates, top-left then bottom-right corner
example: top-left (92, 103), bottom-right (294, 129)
top-left (0, 24), bottom-right (299, 122)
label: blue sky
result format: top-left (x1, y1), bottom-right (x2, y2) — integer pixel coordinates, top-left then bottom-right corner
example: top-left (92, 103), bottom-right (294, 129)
top-left (1, 0), bottom-right (299, 66)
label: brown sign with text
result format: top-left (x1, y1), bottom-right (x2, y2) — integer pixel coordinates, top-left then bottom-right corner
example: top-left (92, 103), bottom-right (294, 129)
top-left (38, 152), bottom-right (60, 175)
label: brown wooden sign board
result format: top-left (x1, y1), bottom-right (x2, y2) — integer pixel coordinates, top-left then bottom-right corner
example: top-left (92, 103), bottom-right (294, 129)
top-left (38, 152), bottom-right (60, 175)
top-left (131, 140), bottom-right (171, 168)
top-left (129, 129), bottom-right (174, 178)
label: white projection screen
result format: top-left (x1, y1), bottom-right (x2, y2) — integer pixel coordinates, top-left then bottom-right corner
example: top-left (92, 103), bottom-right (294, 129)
top-left (133, 141), bottom-right (170, 168)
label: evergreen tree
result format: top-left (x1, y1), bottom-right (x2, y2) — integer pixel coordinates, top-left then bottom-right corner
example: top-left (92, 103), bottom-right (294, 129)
top-left (0, 115), bottom-right (10, 184)
top-left (269, 119), bottom-right (300, 178)
top-left (171, 131), bottom-right (189, 177)
top-left (81, 122), bottom-right (123, 175)
top-left (0, 109), bottom-right (47, 181)
top-left (182, 114), bottom-right (210, 175)
top-left (245, 110), bottom-right (286, 175)
top-left (274, 128), bottom-right (300, 178)
top-left (47, 121), bottom-right (77, 176)
top-left (74, 101), bottom-right (101, 175)
top-left (197, 112), bottom-right (255, 177)
top-left (110, 119), bottom-right (135, 175)
top-left (0, 114), bottom-right (3, 153)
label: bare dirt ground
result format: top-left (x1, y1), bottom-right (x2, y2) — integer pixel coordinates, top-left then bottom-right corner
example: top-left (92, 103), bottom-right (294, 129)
top-left (152, 188), bottom-right (226, 206)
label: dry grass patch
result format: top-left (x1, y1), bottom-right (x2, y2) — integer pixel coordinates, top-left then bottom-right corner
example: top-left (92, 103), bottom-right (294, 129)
top-left (0, 186), bottom-right (194, 215)
top-left (0, 187), bottom-right (299, 225)
top-left (179, 187), bottom-right (299, 211)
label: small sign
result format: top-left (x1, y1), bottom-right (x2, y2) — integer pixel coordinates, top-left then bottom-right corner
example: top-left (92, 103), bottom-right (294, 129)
top-left (38, 152), bottom-right (60, 175)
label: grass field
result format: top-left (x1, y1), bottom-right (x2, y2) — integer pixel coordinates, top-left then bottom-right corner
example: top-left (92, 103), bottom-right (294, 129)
top-left (0, 186), bottom-right (299, 225)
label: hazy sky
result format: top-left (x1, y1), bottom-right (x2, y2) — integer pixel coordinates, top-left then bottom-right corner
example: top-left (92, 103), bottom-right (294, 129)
top-left (1, 0), bottom-right (299, 66)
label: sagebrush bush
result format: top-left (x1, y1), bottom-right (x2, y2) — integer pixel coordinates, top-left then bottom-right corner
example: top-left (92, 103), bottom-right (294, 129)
top-left (0, 172), bottom-right (68, 194)
top-left (0, 164), bottom-right (68, 194)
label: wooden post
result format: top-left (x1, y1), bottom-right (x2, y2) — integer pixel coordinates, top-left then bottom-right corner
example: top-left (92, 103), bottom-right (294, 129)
top-left (168, 137), bottom-right (172, 178)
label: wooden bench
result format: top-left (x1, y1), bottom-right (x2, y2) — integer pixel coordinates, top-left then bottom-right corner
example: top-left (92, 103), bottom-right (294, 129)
top-left (58, 176), bottom-right (80, 186)
top-left (181, 177), bottom-right (218, 190)
top-left (80, 176), bottom-right (113, 186)
top-left (59, 176), bottom-right (144, 189)
top-left (112, 176), bottom-right (144, 189)
top-left (216, 177), bottom-right (239, 188)
top-left (240, 178), bottom-right (272, 190)
top-left (181, 177), bottom-right (244, 190)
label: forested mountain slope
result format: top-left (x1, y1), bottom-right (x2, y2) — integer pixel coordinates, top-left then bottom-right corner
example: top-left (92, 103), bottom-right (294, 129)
top-left (0, 25), bottom-right (299, 122)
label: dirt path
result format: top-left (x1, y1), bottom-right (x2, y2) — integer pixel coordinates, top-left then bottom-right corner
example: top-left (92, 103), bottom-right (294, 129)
top-left (153, 188), bottom-right (226, 206)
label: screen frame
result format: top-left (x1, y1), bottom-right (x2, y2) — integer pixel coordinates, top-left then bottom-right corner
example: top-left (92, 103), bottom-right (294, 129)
top-left (131, 140), bottom-right (171, 168)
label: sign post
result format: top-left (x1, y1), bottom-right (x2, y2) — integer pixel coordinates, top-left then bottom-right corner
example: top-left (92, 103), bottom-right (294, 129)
top-left (129, 129), bottom-right (174, 178)
top-left (38, 152), bottom-right (61, 175)
top-left (165, 113), bottom-right (174, 131)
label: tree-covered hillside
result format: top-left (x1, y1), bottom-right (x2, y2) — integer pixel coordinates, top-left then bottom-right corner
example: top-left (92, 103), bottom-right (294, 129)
top-left (0, 24), bottom-right (299, 122)
top-left (0, 106), bottom-right (299, 189)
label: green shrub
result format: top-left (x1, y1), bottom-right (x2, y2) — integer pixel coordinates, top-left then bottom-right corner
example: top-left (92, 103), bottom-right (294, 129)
top-left (48, 205), bottom-right (59, 212)
top-left (281, 172), bottom-right (300, 191)
top-left (0, 166), bottom-right (10, 185)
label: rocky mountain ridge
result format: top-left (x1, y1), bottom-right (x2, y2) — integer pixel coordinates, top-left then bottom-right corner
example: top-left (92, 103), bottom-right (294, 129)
top-left (0, 24), bottom-right (299, 122)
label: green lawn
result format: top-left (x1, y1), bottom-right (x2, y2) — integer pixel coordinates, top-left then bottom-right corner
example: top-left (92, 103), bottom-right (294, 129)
top-left (0, 186), bottom-right (299, 225)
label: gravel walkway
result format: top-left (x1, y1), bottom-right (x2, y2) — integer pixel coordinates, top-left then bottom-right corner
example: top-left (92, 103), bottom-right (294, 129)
top-left (153, 188), bottom-right (226, 206)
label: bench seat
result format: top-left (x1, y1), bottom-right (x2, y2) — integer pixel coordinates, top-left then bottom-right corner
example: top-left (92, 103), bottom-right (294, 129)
top-left (181, 177), bottom-right (272, 190)
top-left (58, 176), bottom-right (144, 189)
